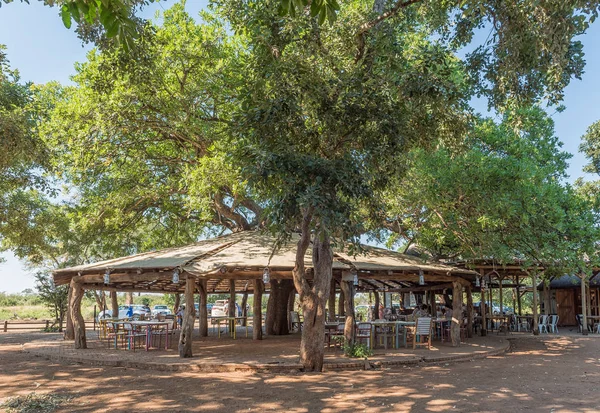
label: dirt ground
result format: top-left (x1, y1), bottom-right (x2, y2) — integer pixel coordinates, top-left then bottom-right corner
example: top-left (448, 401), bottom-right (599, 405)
top-left (1, 332), bottom-right (600, 413)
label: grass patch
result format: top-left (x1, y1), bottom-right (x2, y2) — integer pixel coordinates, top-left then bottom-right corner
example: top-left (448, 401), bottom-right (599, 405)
top-left (1, 392), bottom-right (73, 413)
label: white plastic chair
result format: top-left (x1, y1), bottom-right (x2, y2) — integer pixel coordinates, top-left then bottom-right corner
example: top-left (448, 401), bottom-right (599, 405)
top-left (548, 315), bottom-right (559, 333)
top-left (538, 315), bottom-right (548, 334)
top-left (413, 317), bottom-right (433, 349)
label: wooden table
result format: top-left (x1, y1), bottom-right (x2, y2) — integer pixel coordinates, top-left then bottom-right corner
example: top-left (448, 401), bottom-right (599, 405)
top-left (130, 321), bottom-right (170, 351)
top-left (213, 317), bottom-right (248, 339)
top-left (394, 321), bottom-right (415, 348)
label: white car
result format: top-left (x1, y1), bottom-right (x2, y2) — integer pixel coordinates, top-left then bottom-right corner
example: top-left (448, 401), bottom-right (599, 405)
top-left (210, 300), bottom-right (241, 317)
top-left (151, 305), bottom-right (172, 317)
top-left (97, 305), bottom-right (132, 320)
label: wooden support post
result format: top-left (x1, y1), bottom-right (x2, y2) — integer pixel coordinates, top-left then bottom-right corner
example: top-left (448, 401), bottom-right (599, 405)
top-left (340, 278), bottom-right (355, 345)
top-left (229, 279), bottom-right (236, 317)
top-left (543, 279), bottom-right (550, 316)
top-left (466, 285), bottom-right (474, 338)
top-left (373, 291), bottom-right (380, 320)
top-left (451, 281), bottom-right (462, 346)
top-left (480, 270), bottom-right (487, 336)
top-left (70, 279), bottom-right (87, 349)
top-left (338, 288), bottom-right (345, 317)
top-left (241, 291), bottom-right (249, 327)
top-left (532, 272), bottom-right (539, 335)
top-left (173, 293), bottom-right (181, 315)
top-left (582, 274), bottom-right (589, 335)
top-left (253, 279), bottom-right (264, 340)
top-left (110, 291), bottom-right (118, 319)
top-left (3, 320), bottom-right (6, 333)
top-left (197, 279), bottom-right (208, 337)
top-left (516, 275), bottom-right (522, 316)
top-left (64, 285), bottom-right (74, 340)
top-left (178, 275), bottom-right (196, 358)
top-left (499, 276), bottom-right (504, 316)
top-left (328, 278), bottom-right (336, 322)
top-left (429, 291), bottom-right (436, 316)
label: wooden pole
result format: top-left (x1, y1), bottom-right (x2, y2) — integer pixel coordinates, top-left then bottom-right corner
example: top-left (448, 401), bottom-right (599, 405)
top-left (338, 288), bottom-right (345, 317)
top-left (173, 293), bottom-right (181, 315)
top-left (241, 291), bottom-right (249, 327)
top-left (110, 291), bottom-right (118, 318)
top-left (466, 285), bottom-right (474, 338)
top-left (516, 275), bottom-right (522, 316)
top-left (197, 279), bottom-right (208, 337)
top-left (228, 279), bottom-right (236, 317)
top-left (328, 278), bottom-right (336, 322)
top-left (70, 279), bottom-right (86, 349)
top-left (64, 285), bottom-right (74, 340)
top-left (480, 269), bottom-right (487, 336)
top-left (532, 271), bottom-right (539, 335)
top-left (451, 280), bottom-right (462, 346)
top-left (340, 278), bottom-right (355, 345)
top-left (581, 274), bottom-right (588, 335)
top-left (543, 279), bottom-right (550, 316)
top-left (499, 276), bottom-right (504, 316)
top-left (178, 275), bottom-right (196, 358)
top-left (429, 291), bottom-right (436, 316)
top-left (373, 291), bottom-right (380, 320)
top-left (253, 279), bottom-right (264, 340)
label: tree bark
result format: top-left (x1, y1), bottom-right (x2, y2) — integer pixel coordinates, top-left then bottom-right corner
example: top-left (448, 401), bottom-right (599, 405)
top-left (125, 292), bottom-right (133, 305)
top-left (532, 271), bottom-right (539, 335)
top-left (197, 279), bottom-right (208, 337)
top-left (110, 291), bottom-right (118, 319)
top-left (241, 291), bottom-right (249, 327)
top-left (253, 279), bottom-right (264, 340)
top-left (229, 279), bottom-right (236, 317)
top-left (328, 278), bottom-right (336, 322)
top-left (451, 281), bottom-right (462, 347)
top-left (70, 279), bottom-right (86, 349)
top-left (64, 285), bottom-right (74, 340)
top-left (373, 291), bottom-right (380, 320)
top-left (178, 275), bottom-right (196, 358)
top-left (295, 229), bottom-right (332, 372)
top-left (340, 279), bottom-right (355, 345)
top-left (173, 293), bottom-right (181, 315)
top-left (265, 278), bottom-right (294, 335)
top-left (466, 285), bottom-right (473, 338)
top-left (338, 288), bottom-right (345, 317)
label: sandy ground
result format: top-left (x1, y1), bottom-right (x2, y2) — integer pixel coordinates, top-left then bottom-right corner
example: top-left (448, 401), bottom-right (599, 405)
top-left (1, 331), bottom-right (600, 413)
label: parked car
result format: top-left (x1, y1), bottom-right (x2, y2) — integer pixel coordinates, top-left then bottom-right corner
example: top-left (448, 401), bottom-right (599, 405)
top-left (151, 305), bottom-right (172, 317)
top-left (210, 300), bottom-right (241, 317)
top-left (132, 304), bottom-right (151, 317)
top-left (97, 305), bottom-right (132, 320)
top-left (193, 303), bottom-right (214, 316)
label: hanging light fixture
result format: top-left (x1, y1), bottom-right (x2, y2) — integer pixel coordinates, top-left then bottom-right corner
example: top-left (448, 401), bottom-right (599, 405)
top-left (352, 269), bottom-right (359, 286)
top-left (475, 276), bottom-right (480, 287)
top-left (103, 269), bottom-right (111, 284)
top-left (418, 269), bottom-right (425, 285)
top-left (172, 268), bottom-right (180, 284)
top-left (263, 267), bottom-right (271, 284)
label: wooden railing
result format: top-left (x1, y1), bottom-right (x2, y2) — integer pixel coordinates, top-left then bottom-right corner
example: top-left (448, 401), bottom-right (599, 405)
top-left (2, 320), bottom-right (53, 332)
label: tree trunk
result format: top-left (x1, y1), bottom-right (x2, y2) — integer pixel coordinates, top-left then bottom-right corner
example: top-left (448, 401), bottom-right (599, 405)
top-left (70, 279), bottom-right (86, 349)
top-left (125, 292), bottom-right (133, 305)
top-left (499, 276), bottom-right (504, 315)
top-left (581, 273), bottom-right (588, 335)
top-left (173, 293), bottom-right (181, 315)
top-left (532, 272), bottom-right (539, 335)
top-left (328, 278), bottom-right (336, 322)
top-left (253, 279), bottom-right (264, 340)
top-left (178, 275), bottom-right (196, 358)
top-left (197, 279), bottom-right (208, 337)
top-left (373, 291), bottom-right (380, 320)
top-left (543, 279), bottom-right (549, 315)
top-left (451, 281), bottom-right (462, 347)
top-left (266, 279), bottom-right (294, 335)
top-left (466, 285), bottom-right (473, 338)
top-left (340, 279), bottom-right (355, 345)
top-left (241, 291), bottom-right (249, 327)
top-left (516, 275), bottom-right (522, 316)
top-left (110, 291), bottom-right (118, 319)
top-left (64, 285), bottom-right (74, 340)
top-left (229, 279), bottom-right (236, 317)
top-left (295, 229), bottom-right (332, 372)
top-left (338, 288), bottom-right (345, 317)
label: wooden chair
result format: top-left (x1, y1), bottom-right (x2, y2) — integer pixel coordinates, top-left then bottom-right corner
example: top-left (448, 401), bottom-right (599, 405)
top-left (356, 323), bottom-right (372, 348)
top-left (413, 317), bottom-right (433, 350)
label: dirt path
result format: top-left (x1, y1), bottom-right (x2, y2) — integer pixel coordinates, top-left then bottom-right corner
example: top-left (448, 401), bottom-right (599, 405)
top-left (1, 332), bottom-right (599, 412)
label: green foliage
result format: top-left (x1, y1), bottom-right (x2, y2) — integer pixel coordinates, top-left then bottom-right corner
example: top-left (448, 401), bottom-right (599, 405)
top-left (34, 272), bottom-right (68, 323)
top-left (342, 339), bottom-right (373, 358)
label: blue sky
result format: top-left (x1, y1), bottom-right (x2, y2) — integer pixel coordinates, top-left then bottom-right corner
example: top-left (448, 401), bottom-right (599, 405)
top-left (1, 1), bottom-right (599, 292)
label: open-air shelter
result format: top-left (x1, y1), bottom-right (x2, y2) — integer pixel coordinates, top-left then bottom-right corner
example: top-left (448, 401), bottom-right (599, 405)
top-left (54, 231), bottom-right (479, 356)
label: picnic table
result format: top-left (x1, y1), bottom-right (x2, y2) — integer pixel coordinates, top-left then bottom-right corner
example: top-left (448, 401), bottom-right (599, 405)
top-left (108, 320), bottom-right (170, 351)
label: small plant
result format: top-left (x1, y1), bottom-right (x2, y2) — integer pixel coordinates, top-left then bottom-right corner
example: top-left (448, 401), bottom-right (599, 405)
top-left (342, 340), bottom-right (373, 358)
top-left (1, 392), bottom-right (72, 413)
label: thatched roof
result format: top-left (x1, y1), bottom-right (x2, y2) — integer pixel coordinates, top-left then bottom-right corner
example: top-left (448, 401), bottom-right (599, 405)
top-left (53, 231), bottom-right (477, 293)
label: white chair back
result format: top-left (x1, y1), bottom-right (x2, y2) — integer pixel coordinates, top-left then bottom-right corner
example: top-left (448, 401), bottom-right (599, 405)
top-left (416, 317), bottom-right (432, 335)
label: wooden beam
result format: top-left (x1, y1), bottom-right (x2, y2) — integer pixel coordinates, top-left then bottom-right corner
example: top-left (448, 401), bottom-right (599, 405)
top-left (178, 275), bottom-right (195, 357)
